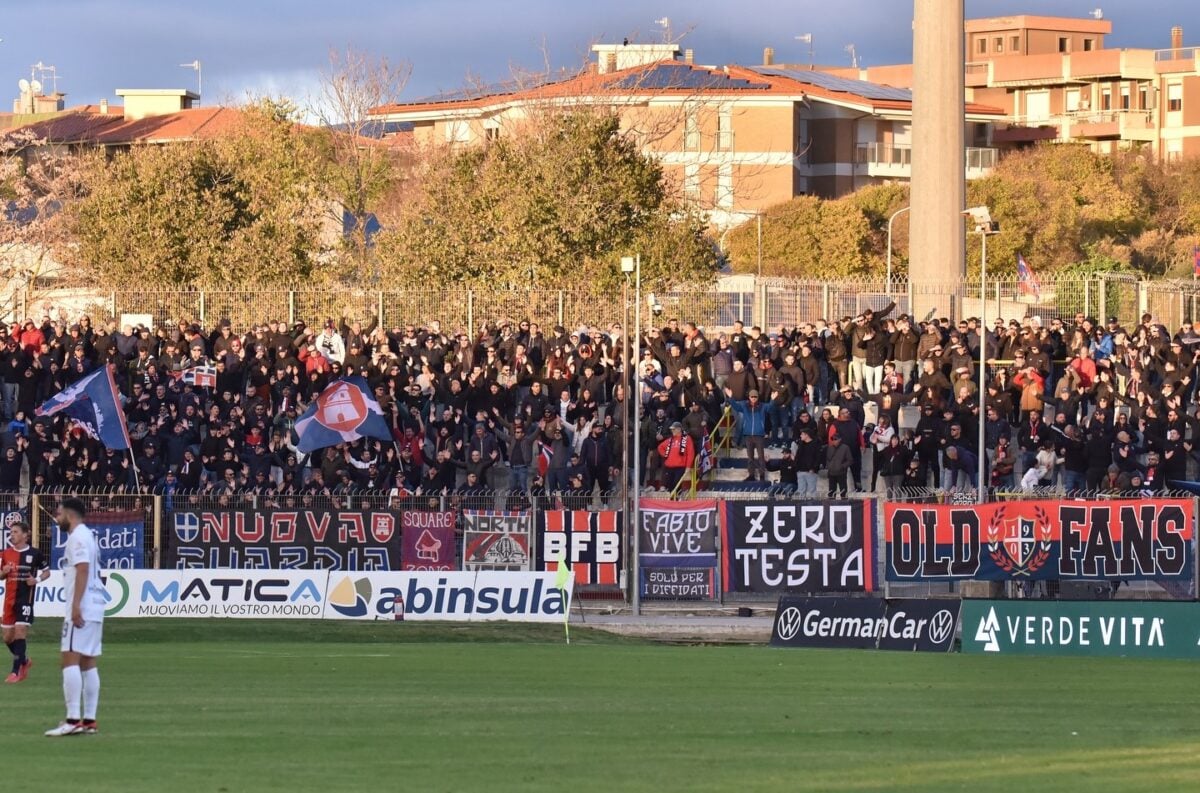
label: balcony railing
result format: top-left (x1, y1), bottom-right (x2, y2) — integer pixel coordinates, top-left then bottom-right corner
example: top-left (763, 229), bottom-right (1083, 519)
top-left (855, 143), bottom-right (997, 174)
top-left (1155, 47), bottom-right (1198, 62)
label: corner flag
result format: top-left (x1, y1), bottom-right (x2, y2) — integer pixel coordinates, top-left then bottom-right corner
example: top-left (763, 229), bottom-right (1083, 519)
top-left (555, 561), bottom-right (574, 645)
top-left (293, 375), bottom-right (393, 452)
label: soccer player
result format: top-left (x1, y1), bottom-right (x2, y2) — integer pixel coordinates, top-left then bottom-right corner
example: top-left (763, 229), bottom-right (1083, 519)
top-left (45, 498), bottom-right (105, 737)
top-left (1, 521), bottom-right (50, 683)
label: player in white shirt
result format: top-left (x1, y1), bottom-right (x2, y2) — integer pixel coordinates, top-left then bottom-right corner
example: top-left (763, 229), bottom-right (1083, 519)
top-left (45, 498), bottom-right (105, 737)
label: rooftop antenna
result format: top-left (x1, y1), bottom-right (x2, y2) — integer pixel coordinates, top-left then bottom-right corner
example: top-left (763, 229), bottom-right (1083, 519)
top-left (31, 62), bottom-right (60, 94)
top-left (844, 43), bottom-right (859, 68)
top-left (179, 60), bottom-right (202, 104)
top-left (1089, 8), bottom-right (1104, 19)
top-left (654, 17), bottom-right (671, 43)
top-left (795, 33), bottom-right (814, 69)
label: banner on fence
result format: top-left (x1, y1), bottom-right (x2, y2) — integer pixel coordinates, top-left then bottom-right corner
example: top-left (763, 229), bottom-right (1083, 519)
top-left (2, 508), bottom-right (27, 548)
top-left (536, 510), bottom-right (622, 586)
top-left (770, 597), bottom-right (959, 652)
top-left (323, 571), bottom-right (571, 622)
top-left (400, 511), bottom-right (456, 571)
top-left (640, 568), bottom-right (717, 600)
top-left (167, 508), bottom-right (402, 570)
top-left (639, 499), bottom-right (718, 600)
top-left (50, 510), bottom-right (144, 570)
top-left (463, 511), bottom-right (531, 571)
top-left (720, 501), bottom-right (875, 593)
top-left (962, 599), bottom-right (1200, 658)
top-left (885, 500), bottom-right (1194, 581)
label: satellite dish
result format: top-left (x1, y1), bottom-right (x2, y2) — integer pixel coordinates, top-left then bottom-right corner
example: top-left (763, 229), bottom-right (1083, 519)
top-left (30, 79), bottom-right (43, 94)
top-left (18, 78), bottom-right (30, 92)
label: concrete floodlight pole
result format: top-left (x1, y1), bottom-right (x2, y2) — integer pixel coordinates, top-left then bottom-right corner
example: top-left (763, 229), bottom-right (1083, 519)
top-left (910, 0), bottom-right (966, 317)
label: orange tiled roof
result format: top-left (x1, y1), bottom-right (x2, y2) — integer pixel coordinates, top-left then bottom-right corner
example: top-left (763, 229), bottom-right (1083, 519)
top-left (3, 106), bottom-right (250, 146)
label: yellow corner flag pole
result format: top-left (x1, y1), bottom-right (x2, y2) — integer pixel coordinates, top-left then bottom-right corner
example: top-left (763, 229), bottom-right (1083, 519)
top-left (555, 560), bottom-right (572, 645)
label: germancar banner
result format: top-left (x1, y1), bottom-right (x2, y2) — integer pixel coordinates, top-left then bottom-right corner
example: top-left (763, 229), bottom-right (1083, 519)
top-left (167, 508), bottom-right (402, 570)
top-left (884, 499), bottom-right (1194, 582)
top-left (720, 500), bottom-right (875, 594)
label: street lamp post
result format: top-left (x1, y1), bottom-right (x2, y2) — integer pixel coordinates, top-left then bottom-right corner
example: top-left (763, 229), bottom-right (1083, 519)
top-left (965, 206), bottom-right (998, 505)
top-left (886, 206), bottom-right (910, 294)
top-left (621, 254), bottom-right (642, 615)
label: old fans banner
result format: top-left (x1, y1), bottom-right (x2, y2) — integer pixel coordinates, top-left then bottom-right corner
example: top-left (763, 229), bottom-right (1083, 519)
top-left (884, 499), bottom-right (1195, 581)
top-left (536, 510), bottom-right (622, 587)
top-left (720, 500), bottom-right (875, 594)
top-left (639, 499), bottom-right (718, 600)
top-left (168, 508), bottom-right (403, 570)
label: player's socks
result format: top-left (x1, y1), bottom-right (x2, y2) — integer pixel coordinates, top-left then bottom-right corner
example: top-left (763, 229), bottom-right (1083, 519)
top-left (63, 664), bottom-right (83, 721)
top-left (10, 639), bottom-right (26, 674)
top-left (82, 668), bottom-right (100, 722)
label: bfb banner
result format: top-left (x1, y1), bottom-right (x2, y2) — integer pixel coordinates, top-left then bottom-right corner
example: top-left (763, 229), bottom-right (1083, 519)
top-left (885, 499), bottom-right (1194, 581)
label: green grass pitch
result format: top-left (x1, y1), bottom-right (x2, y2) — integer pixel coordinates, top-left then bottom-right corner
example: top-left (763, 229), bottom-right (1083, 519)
top-left (2, 620), bottom-right (1198, 792)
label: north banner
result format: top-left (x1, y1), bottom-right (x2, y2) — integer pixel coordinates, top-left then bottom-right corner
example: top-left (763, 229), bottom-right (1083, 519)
top-left (167, 508), bottom-right (402, 570)
top-left (720, 501), bottom-right (875, 593)
top-left (50, 510), bottom-right (145, 569)
top-left (885, 499), bottom-right (1194, 582)
top-left (536, 510), bottom-right (622, 586)
top-left (770, 597), bottom-right (959, 652)
top-left (400, 511), bottom-right (456, 571)
top-left (463, 511), bottom-right (531, 571)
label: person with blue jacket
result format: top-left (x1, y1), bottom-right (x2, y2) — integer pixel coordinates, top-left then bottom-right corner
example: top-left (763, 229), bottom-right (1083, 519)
top-left (726, 388), bottom-right (768, 481)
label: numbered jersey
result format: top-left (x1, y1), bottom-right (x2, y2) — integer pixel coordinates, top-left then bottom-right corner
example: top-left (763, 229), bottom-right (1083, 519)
top-left (2, 545), bottom-right (47, 605)
top-left (62, 525), bottom-right (106, 622)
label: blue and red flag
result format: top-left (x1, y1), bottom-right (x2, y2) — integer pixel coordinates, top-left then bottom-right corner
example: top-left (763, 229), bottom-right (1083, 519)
top-left (1017, 254), bottom-right (1041, 301)
top-left (1192, 246), bottom-right (1200, 278)
top-left (293, 376), bottom-right (393, 452)
top-left (36, 365), bottom-right (131, 450)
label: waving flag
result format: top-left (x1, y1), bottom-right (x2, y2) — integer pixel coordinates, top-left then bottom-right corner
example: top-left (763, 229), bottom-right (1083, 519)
top-left (293, 375), bottom-right (393, 452)
top-left (1017, 254), bottom-right (1041, 302)
top-left (1193, 246), bottom-right (1200, 278)
top-left (183, 365), bottom-right (217, 388)
top-left (36, 366), bottom-right (130, 450)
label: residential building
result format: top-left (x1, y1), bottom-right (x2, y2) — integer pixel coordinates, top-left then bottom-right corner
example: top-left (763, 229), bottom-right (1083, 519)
top-left (369, 44), bottom-right (1003, 228)
top-left (822, 15), bottom-right (1200, 162)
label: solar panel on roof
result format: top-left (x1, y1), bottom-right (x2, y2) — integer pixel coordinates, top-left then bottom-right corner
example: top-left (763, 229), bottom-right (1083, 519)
top-left (755, 67), bottom-right (912, 102)
top-left (610, 64), bottom-right (769, 91)
top-left (413, 74), bottom-right (575, 105)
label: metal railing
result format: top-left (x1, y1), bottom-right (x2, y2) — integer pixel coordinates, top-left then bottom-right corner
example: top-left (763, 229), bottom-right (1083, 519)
top-left (855, 143), bottom-right (997, 172)
top-left (1154, 47), bottom-right (1198, 62)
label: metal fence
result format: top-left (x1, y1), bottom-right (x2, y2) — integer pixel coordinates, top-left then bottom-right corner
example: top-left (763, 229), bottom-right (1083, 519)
top-left (49, 273), bottom-right (1200, 335)
top-left (7, 487), bottom-right (1196, 606)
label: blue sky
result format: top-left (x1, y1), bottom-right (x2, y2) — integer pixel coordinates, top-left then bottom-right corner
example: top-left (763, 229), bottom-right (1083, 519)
top-left (0, 0), bottom-right (1192, 109)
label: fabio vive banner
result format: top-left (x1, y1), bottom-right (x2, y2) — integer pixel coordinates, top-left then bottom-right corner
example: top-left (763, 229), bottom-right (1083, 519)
top-left (720, 500), bottom-right (875, 593)
top-left (885, 499), bottom-right (1194, 582)
top-left (639, 499), bottom-right (719, 600)
top-left (167, 508), bottom-right (402, 570)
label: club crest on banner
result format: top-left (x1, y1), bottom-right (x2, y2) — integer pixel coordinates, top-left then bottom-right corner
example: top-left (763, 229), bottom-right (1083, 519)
top-left (315, 382), bottom-right (369, 433)
top-left (986, 504), bottom-right (1053, 577)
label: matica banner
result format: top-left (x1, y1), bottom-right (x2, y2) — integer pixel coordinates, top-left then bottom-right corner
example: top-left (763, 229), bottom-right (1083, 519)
top-left (168, 508), bottom-right (402, 570)
top-left (885, 499), bottom-right (1194, 582)
top-left (720, 501), bottom-right (875, 594)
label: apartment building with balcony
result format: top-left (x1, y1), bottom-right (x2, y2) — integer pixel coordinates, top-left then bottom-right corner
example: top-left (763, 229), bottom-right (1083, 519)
top-left (824, 14), bottom-right (1200, 163)
top-left (369, 44), bottom-right (1003, 229)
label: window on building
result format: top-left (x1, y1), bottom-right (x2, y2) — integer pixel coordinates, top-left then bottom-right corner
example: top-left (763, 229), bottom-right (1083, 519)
top-left (1168, 83), bottom-right (1183, 112)
top-left (1026, 91), bottom-right (1051, 122)
top-left (1166, 139), bottom-right (1183, 163)
top-left (717, 108), bottom-right (733, 151)
top-left (1083, 38), bottom-right (1095, 52)
top-left (1058, 37), bottom-right (1070, 53)
top-left (684, 164), bottom-right (700, 200)
top-left (994, 37), bottom-right (1004, 53)
top-left (977, 38), bottom-right (987, 55)
top-left (445, 121), bottom-right (470, 143)
top-left (1011, 35), bottom-right (1020, 52)
top-left (684, 113), bottom-right (699, 150)
top-left (1066, 89), bottom-right (1081, 113)
top-left (484, 126), bottom-right (500, 142)
top-left (1138, 85), bottom-right (1148, 110)
top-left (715, 165), bottom-right (733, 208)
top-left (1120, 85), bottom-right (1131, 110)
top-left (1101, 88), bottom-right (1112, 111)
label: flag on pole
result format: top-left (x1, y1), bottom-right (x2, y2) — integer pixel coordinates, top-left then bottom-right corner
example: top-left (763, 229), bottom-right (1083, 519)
top-left (293, 375), bottom-right (394, 452)
top-left (536, 440), bottom-right (553, 478)
top-left (36, 366), bottom-right (131, 450)
top-left (554, 561), bottom-right (574, 645)
top-left (1017, 254), bottom-right (1042, 302)
top-left (182, 365), bottom-right (217, 388)
top-left (698, 434), bottom-right (714, 475)
top-left (1193, 246), bottom-right (1200, 278)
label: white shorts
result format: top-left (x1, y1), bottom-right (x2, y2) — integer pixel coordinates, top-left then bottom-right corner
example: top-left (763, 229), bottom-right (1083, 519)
top-left (61, 619), bottom-right (104, 657)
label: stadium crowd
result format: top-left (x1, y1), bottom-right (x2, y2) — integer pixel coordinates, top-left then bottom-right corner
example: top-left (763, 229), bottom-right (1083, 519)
top-left (0, 303), bottom-right (1196, 500)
